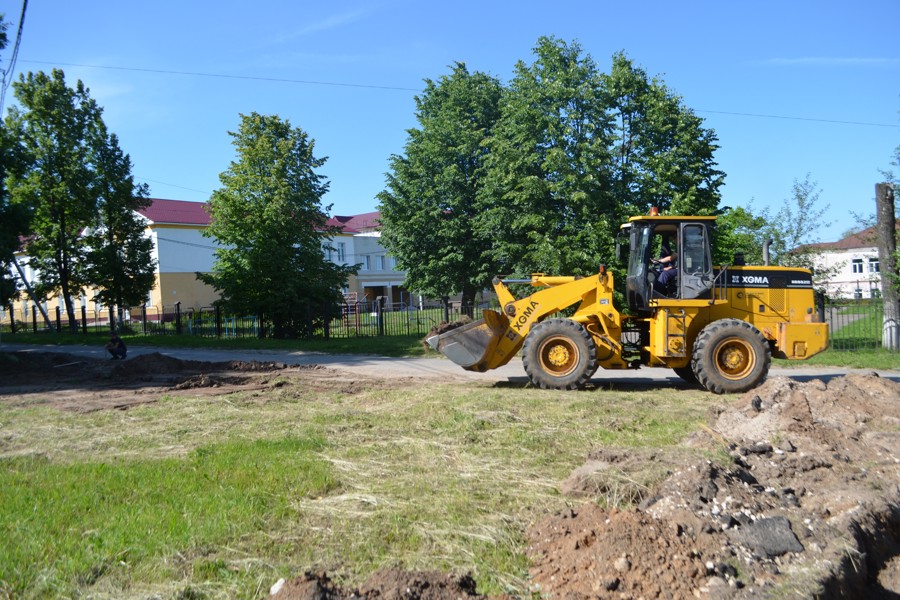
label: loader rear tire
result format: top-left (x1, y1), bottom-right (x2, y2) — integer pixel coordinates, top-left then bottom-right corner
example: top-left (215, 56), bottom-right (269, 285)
top-left (691, 319), bottom-right (770, 394)
top-left (523, 319), bottom-right (598, 390)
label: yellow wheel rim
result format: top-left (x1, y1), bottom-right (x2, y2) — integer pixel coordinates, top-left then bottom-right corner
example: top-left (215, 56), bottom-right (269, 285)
top-left (538, 335), bottom-right (579, 377)
top-left (713, 337), bottom-right (756, 380)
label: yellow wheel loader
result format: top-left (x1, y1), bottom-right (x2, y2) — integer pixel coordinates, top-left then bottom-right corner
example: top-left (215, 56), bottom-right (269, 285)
top-left (427, 213), bottom-right (829, 394)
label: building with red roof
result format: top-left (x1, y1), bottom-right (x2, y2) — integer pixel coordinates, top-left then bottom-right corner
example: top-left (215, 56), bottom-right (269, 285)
top-left (810, 226), bottom-right (885, 299)
top-left (6, 199), bottom-right (409, 324)
top-left (134, 200), bottom-right (407, 309)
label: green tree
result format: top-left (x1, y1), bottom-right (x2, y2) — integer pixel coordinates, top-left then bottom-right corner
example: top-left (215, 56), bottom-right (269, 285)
top-left (0, 12), bottom-right (27, 307)
top-left (0, 122), bottom-right (29, 306)
top-left (476, 38), bottom-right (724, 278)
top-left (712, 205), bottom-right (768, 266)
top-left (5, 69), bottom-right (104, 330)
top-left (762, 174), bottom-right (832, 270)
top-left (377, 63), bottom-right (502, 306)
top-left (199, 112), bottom-right (355, 338)
top-left (477, 36), bottom-right (615, 277)
top-left (83, 129), bottom-right (157, 331)
top-left (603, 52), bottom-right (724, 217)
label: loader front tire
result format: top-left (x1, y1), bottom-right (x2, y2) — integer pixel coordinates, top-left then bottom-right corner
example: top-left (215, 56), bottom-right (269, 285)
top-left (691, 319), bottom-right (770, 394)
top-left (523, 319), bottom-right (598, 390)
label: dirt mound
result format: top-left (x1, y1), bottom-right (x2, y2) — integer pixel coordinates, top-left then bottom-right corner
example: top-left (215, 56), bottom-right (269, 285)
top-left (269, 569), bottom-right (482, 600)
top-left (112, 352), bottom-right (288, 377)
top-left (528, 374), bottom-right (900, 599)
top-left (0, 351), bottom-right (92, 383)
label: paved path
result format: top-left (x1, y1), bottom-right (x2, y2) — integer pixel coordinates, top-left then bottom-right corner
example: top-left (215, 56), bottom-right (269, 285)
top-left (3, 341), bottom-right (898, 387)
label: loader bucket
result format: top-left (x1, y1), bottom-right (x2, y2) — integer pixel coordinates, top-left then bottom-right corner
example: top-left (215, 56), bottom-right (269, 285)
top-left (427, 309), bottom-right (510, 371)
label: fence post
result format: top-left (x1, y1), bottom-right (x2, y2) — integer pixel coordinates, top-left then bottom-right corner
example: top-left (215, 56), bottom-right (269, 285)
top-left (323, 302), bottom-right (330, 340)
top-left (81, 305), bottom-right (87, 334)
top-left (175, 302), bottom-right (182, 335)
top-left (377, 298), bottom-right (385, 336)
top-left (214, 305), bottom-right (222, 337)
top-left (257, 313), bottom-right (265, 339)
top-left (442, 296), bottom-right (450, 323)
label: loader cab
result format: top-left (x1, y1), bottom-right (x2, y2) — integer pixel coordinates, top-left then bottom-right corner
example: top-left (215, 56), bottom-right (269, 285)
top-left (622, 216), bottom-right (715, 313)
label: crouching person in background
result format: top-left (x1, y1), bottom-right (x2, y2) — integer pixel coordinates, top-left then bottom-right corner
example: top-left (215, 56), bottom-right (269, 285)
top-left (106, 334), bottom-right (127, 360)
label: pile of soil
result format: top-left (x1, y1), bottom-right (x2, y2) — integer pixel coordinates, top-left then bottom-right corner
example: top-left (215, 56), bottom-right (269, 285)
top-left (0, 351), bottom-right (324, 412)
top-left (528, 374), bottom-right (900, 599)
top-left (268, 569), bottom-right (483, 600)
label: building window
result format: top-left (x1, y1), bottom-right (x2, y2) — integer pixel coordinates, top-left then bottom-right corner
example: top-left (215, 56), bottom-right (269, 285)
top-left (362, 255), bottom-right (370, 270)
top-left (851, 259), bottom-right (863, 274)
top-left (376, 255), bottom-right (385, 270)
top-left (868, 258), bottom-right (880, 273)
top-left (336, 242), bottom-right (346, 262)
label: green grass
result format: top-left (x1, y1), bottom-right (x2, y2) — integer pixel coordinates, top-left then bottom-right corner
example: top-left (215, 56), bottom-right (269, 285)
top-left (0, 434), bottom-right (334, 599)
top-left (777, 347), bottom-right (900, 370)
top-left (0, 380), bottom-right (716, 599)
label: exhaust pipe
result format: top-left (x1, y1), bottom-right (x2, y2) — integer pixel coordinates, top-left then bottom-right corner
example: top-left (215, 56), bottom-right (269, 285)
top-left (763, 239), bottom-right (773, 266)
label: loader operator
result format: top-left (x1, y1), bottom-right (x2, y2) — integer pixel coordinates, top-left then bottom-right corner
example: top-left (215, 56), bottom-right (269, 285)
top-left (652, 239), bottom-right (678, 296)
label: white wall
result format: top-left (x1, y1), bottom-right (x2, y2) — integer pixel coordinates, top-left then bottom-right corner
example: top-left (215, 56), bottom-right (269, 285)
top-left (151, 228), bottom-right (218, 273)
top-left (814, 247), bottom-right (881, 299)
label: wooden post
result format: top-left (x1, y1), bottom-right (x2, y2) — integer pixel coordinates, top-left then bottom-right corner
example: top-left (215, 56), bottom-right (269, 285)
top-left (876, 182), bottom-right (898, 350)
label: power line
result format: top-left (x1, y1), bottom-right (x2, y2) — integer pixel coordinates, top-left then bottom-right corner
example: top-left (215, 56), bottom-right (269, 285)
top-left (136, 175), bottom-right (211, 196)
top-left (0, 0), bottom-right (28, 112)
top-left (20, 59), bottom-right (421, 92)
top-left (20, 58), bottom-right (899, 129)
top-left (696, 109), bottom-right (900, 129)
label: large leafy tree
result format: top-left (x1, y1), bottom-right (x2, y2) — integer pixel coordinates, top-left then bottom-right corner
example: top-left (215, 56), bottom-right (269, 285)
top-left (603, 52), bottom-right (724, 217)
top-left (378, 63), bottom-right (502, 306)
top-left (83, 128), bottom-right (157, 331)
top-left (0, 120), bottom-right (29, 306)
top-left (5, 70), bottom-right (103, 330)
top-left (199, 112), bottom-right (355, 338)
top-left (477, 37), bottom-right (615, 277)
top-left (5, 69), bottom-right (153, 330)
top-left (712, 205), bottom-right (769, 266)
top-left (476, 38), bottom-right (724, 278)
top-left (0, 13), bottom-right (28, 307)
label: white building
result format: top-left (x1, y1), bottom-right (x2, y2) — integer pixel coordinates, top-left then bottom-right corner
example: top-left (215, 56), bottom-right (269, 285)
top-left (324, 212), bottom-right (411, 306)
top-left (811, 227), bottom-right (883, 299)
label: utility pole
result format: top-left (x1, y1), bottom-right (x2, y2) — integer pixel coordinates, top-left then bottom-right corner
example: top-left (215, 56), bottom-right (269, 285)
top-left (875, 182), bottom-right (898, 350)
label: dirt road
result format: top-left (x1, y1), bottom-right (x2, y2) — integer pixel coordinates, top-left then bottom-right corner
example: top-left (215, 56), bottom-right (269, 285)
top-left (3, 342), bottom-right (897, 387)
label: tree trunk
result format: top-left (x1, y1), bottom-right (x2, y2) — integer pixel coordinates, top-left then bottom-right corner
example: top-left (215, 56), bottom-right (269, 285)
top-left (58, 264), bottom-right (78, 333)
top-left (875, 183), bottom-right (898, 350)
top-left (461, 284), bottom-right (477, 318)
top-left (108, 305), bottom-right (116, 333)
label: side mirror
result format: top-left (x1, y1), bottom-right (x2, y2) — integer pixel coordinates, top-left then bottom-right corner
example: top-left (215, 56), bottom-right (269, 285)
top-left (615, 232), bottom-right (628, 263)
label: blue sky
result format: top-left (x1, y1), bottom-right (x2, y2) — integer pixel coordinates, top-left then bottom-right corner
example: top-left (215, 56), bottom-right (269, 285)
top-left (4, 0), bottom-right (899, 242)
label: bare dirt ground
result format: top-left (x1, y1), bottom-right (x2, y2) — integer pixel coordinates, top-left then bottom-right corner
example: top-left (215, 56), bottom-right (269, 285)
top-left (1, 350), bottom-right (898, 599)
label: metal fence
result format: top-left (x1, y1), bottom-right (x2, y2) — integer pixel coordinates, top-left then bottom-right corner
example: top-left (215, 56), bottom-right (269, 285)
top-left (4, 297), bottom-right (897, 352)
top-left (824, 297), bottom-right (898, 352)
top-left (1, 299), bottom-right (487, 340)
